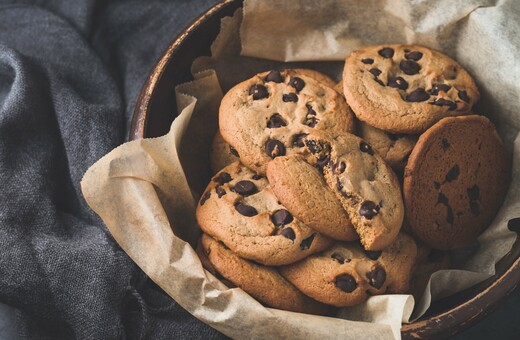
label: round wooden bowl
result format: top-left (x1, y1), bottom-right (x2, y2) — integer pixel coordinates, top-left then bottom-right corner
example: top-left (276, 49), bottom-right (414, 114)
top-left (130, 0), bottom-right (520, 338)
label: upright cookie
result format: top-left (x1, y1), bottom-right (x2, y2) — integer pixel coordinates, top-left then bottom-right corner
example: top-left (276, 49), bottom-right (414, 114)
top-left (343, 44), bottom-right (479, 134)
top-left (279, 233), bottom-right (417, 307)
top-left (266, 155), bottom-right (358, 241)
top-left (198, 234), bottom-right (331, 315)
top-left (196, 161), bottom-right (332, 265)
top-left (220, 69), bottom-right (355, 174)
top-left (358, 121), bottom-right (418, 172)
top-left (404, 115), bottom-right (508, 250)
top-left (304, 131), bottom-right (404, 250)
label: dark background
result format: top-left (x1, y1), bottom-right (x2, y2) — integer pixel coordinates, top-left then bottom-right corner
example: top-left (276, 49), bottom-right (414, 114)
top-left (0, 0), bottom-right (517, 339)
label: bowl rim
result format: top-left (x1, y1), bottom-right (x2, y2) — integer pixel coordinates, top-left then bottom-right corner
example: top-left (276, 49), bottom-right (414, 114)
top-left (130, 0), bottom-right (520, 338)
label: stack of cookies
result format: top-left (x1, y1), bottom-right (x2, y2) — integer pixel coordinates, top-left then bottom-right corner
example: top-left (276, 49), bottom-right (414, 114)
top-left (195, 45), bottom-right (509, 314)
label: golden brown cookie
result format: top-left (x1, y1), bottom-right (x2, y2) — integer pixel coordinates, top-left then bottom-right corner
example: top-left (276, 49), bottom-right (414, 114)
top-left (266, 155), bottom-right (357, 241)
top-left (219, 69), bottom-right (355, 175)
top-left (198, 234), bottom-right (331, 315)
top-left (358, 121), bottom-right (418, 172)
top-left (303, 131), bottom-right (404, 250)
top-left (196, 161), bottom-right (332, 265)
top-left (404, 115), bottom-right (508, 250)
top-left (343, 44), bottom-right (479, 134)
top-left (279, 233), bottom-right (417, 307)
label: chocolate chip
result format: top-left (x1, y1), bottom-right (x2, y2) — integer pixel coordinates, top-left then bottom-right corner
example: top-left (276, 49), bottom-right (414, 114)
top-left (331, 252), bottom-right (350, 264)
top-left (229, 146), bottom-right (239, 157)
top-left (305, 139), bottom-right (331, 158)
top-left (271, 209), bottom-right (293, 226)
top-left (470, 201), bottom-right (480, 215)
top-left (333, 161), bottom-right (346, 174)
top-left (360, 141), bottom-right (374, 155)
top-left (429, 83), bottom-right (451, 95)
top-left (378, 47), bottom-right (394, 58)
top-left (360, 201), bottom-right (379, 219)
top-left (367, 267), bottom-right (386, 289)
top-left (405, 51), bottom-right (423, 61)
top-left (434, 181), bottom-right (441, 189)
top-left (467, 185), bottom-right (480, 201)
top-left (336, 180), bottom-right (351, 199)
top-left (429, 98), bottom-right (457, 110)
top-left (280, 227), bottom-right (296, 240)
top-left (388, 77), bottom-right (408, 90)
top-left (406, 88), bottom-right (430, 102)
top-left (364, 250), bottom-right (382, 260)
top-left (293, 133), bottom-right (308, 147)
top-left (400, 60), bottom-right (421, 75)
top-left (305, 116), bottom-right (319, 127)
top-left (267, 114), bottom-right (287, 128)
top-left (252, 174), bottom-right (263, 180)
top-left (375, 78), bottom-right (385, 87)
top-left (234, 180), bottom-right (257, 196)
top-left (445, 165), bottom-right (460, 182)
top-left (289, 77), bottom-right (305, 92)
top-left (428, 249), bottom-right (444, 262)
top-left (249, 84), bottom-right (268, 100)
top-left (369, 68), bottom-right (382, 77)
top-left (213, 172), bottom-right (232, 184)
top-left (507, 218), bottom-right (520, 233)
top-left (265, 70), bottom-right (283, 83)
top-left (442, 138), bottom-right (450, 150)
top-left (200, 191), bottom-right (210, 206)
top-left (282, 93), bottom-right (298, 102)
top-left (437, 192), bottom-right (449, 204)
top-left (306, 104), bottom-right (317, 116)
top-left (300, 234), bottom-right (315, 250)
top-left (235, 203), bottom-right (258, 217)
top-left (316, 156), bottom-right (330, 170)
top-left (265, 139), bottom-right (286, 158)
top-left (216, 186), bottom-right (226, 198)
top-left (335, 274), bottom-right (358, 292)
top-left (458, 90), bottom-right (470, 103)
top-left (362, 58), bottom-right (374, 64)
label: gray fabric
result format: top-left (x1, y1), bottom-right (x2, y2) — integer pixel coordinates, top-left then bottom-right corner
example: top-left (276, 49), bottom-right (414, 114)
top-left (0, 1), bottom-right (226, 339)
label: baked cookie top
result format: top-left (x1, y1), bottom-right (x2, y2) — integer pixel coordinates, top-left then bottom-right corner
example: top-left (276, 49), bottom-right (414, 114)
top-left (303, 131), bottom-right (404, 250)
top-left (279, 233), bottom-right (417, 307)
top-left (404, 115), bottom-right (509, 250)
top-left (266, 154), bottom-right (357, 241)
top-left (196, 161), bottom-right (332, 265)
top-left (343, 44), bottom-right (480, 134)
top-left (358, 121), bottom-right (418, 172)
top-left (198, 234), bottom-right (331, 315)
top-left (219, 69), bottom-right (355, 175)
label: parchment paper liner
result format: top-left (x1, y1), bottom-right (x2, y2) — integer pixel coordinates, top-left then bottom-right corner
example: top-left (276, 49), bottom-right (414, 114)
top-left (82, 1), bottom-right (520, 339)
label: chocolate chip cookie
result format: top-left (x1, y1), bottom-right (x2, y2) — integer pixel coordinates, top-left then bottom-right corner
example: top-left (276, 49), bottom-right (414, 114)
top-left (279, 233), bottom-right (417, 307)
top-left (358, 121), bottom-right (418, 172)
top-left (404, 115), bottom-right (508, 250)
top-left (266, 154), bottom-right (358, 241)
top-left (343, 44), bottom-right (480, 134)
top-left (196, 161), bottom-right (332, 265)
top-left (219, 69), bottom-right (355, 175)
top-left (303, 131), bottom-right (404, 250)
top-left (198, 233), bottom-right (331, 315)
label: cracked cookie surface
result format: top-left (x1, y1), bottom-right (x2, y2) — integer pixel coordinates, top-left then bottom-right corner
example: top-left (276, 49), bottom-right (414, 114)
top-left (304, 131), bottom-right (404, 250)
top-left (343, 44), bottom-right (479, 134)
top-left (196, 161), bottom-right (332, 265)
top-left (219, 69), bottom-right (355, 175)
top-left (404, 115), bottom-right (508, 250)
